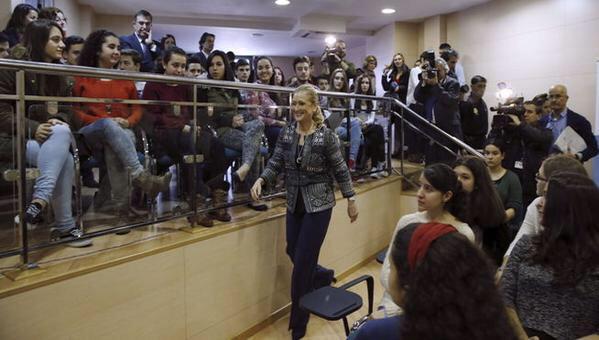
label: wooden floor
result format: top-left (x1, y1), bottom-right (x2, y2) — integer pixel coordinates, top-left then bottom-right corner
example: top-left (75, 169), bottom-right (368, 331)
top-left (248, 259), bottom-right (385, 340)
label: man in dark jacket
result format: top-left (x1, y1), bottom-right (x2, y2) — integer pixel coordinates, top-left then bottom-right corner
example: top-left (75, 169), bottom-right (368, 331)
top-left (460, 75), bottom-right (488, 150)
top-left (119, 10), bottom-right (161, 72)
top-left (540, 84), bottom-right (598, 162)
top-left (508, 101), bottom-right (552, 207)
top-left (414, 57), bottom-right (462, 165)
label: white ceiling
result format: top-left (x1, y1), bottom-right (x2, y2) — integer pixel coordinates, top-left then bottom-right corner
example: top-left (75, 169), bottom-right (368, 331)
top-left (80, 0), bottom-right (492, 56)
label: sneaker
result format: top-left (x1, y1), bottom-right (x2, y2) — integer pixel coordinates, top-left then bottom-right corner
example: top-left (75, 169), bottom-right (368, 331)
top-left (25, 202), bottom-right (44, 225)
top-left (50, 227), bottom-right (93, 248)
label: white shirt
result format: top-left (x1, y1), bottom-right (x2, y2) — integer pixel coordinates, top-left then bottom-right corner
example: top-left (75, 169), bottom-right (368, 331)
top-left (406, 66), bottom-right (422, 106)
top-left (379, 211), bottom-right (475, 315)
top-left (455, 62), bottom-right (466, 86)
top-left (504, 196), bottom-right (542, 258)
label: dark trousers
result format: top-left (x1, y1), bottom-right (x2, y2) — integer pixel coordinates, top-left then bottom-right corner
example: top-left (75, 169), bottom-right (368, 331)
top-left (363, 124), bottom-right (386, 164)
top-left (286, 207), bottom-right (333, 331)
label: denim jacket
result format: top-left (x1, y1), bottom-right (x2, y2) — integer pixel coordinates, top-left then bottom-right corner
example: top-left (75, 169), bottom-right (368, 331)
top-left (260, 124), bottom-right (355, 213)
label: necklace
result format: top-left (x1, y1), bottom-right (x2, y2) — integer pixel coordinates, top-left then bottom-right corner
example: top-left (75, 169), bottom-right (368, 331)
top-left (296, 137), bottom-right (305, 165)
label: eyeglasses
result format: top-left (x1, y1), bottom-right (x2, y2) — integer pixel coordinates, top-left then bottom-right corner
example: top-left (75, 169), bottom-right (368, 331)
top-left (535, 172), bottom-right (547, 182)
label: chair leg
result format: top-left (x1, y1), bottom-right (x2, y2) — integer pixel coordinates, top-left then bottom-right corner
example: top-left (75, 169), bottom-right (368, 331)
top-left (342, 317), bottom-right (350, 336)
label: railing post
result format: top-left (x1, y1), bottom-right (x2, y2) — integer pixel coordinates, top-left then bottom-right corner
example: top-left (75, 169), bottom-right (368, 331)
top-left (4, 70), bottom-right (46, 281)
top-left (190, 85), bottom-right (198, 227)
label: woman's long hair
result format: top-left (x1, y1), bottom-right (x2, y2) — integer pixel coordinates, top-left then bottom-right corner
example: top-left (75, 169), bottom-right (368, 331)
top-left (21, 20), bottom-right (66, 97)
top-left (384, 52), bottom-right (409, 77)
top-left (22, 20), bottom-right (63, 63)
top-left (329, 68), bottom-right (349, 108)
top-left (453, 156), bottom-right (506, 227)
top-left (422, 163), bottom-right (469, 223)
top-left (353, 73), bottom-right (374, 112)
top-left (534, 172), bottom-right (599, 286)
top-left (78, 30), bottom-right (119, 68)
top-left (391, 223), bottom-right (517, 340)
top-left (5, 4), bottom-right (37, 32)
top-left (207, 50), bottom-right (235, 81)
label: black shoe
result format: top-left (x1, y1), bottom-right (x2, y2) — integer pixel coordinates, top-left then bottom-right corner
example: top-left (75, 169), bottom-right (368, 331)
top-left (247, 202), bottom-right (268, 211)
top-left (25, 202), bottom-right (44, 225)
top-left (50, 227), bottom-right (93, 248)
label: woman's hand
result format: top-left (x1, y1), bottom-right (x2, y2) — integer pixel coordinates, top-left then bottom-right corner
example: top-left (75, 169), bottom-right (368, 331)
top-left (112, 117), bottom-right (129, 128)
top-left (348, 199), bottom-right (359, 223)
top-left (47, 118), bottom-right (66, 126)
top-left (232, 115), bottom-right (244, 128)
top-left (250, 178), bottom-right (264, 201)
top-left (35, 123), bottom-right (53, 143)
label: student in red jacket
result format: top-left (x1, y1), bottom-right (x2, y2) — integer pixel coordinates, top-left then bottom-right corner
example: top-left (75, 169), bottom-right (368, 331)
top-left (74, 29), bottom-right (170, 221)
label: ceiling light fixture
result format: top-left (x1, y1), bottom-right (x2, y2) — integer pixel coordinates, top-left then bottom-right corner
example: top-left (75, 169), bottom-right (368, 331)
top-left (381, 8), bottom-right (396, 14)
top-left (324, 35), bottom-right (337, 47)
top-left (275, 0), bottom-right (290, 6)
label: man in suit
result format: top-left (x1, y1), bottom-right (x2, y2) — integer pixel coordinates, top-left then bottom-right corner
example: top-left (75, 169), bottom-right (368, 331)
top-left (541, 84), bottom-right (598, 162)
top-left (119, 10), bottom-right (161, 72)
top-left (192, 32), bottom-right (215, 70)
top-left (414, 57), bottom-right (462, 165)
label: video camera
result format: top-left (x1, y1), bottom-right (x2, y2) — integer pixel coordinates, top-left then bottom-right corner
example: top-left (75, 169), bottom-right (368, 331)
top-left (490, 96), bottom-right (525, 129)
top-left (420, 50), bottom-right (437, 79)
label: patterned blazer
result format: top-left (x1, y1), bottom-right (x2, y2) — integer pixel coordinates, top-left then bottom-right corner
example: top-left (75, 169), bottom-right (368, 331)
top-left (260, 124), bottom-right (355, 213)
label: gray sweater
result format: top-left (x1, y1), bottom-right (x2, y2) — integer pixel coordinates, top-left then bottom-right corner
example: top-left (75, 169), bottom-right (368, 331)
top-left (501, 236), bottom-right (599, 339)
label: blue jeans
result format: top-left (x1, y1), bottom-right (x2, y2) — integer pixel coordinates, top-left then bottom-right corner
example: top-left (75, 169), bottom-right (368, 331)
top-left (336, 118), bottom-right (363, 161)
top-left (79, 118), bottom-right (143, 177)
top-left (26, 124), bottom-right (74, 232)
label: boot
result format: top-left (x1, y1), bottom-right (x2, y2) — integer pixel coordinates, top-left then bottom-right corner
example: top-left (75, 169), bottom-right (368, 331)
top-left (132, 170), bottom-right (172, 199)
top-left (188, 195), bottom-right (214, 227)
top-left (208, 189), bottom-right (232, 222)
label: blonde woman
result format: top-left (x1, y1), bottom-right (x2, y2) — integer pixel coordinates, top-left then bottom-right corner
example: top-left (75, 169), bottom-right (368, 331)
top-left (251, 84), bottom-right (358, 339)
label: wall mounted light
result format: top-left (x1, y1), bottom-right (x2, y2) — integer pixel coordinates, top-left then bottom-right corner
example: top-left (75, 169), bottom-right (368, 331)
top-left (381, 8), bottom-right (396, 14)
top-left (275, 0), bottom-right (290, 6)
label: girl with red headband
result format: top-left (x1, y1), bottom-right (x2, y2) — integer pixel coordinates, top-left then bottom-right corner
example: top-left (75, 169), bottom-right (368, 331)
top-left (379, 163), bottom-right (475, 315)
top-left (350, 222), bottom-right (516, 339)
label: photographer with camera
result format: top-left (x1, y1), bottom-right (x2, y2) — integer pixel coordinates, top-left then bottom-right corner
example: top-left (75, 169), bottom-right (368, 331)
top-left (321, 40), bottom-right (357, 80)
top-left (414, 56), bottom-right (462, 165)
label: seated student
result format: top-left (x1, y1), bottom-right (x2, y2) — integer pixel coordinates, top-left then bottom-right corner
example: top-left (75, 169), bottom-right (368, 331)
top-left (453, 156), bottom-right (508, 265)
top-left (142, 47), bottom-right (230, 225)
top-left (159, 34), bottom-right (176, 51)
top-left (118, 48), bottom-right (144, 96)
top-left (273, 66), bottom-right (285, 87)
top-left (351, 223), bottom-right (517, 340)
top-left (329, 68), bottom-right (363, 172)
top-left (501, 172), bottom-right (599, 340)
top-left (199, 50), bottom-right (266, 210)
top-left (252, 56), bottom-right (286, 153)
top-left (353, 74), bottom-right (386, 178)
top-left (2, 3), bottom-right (38, 47)
top-left (0, 20), bottom-right (90, 247)
top-left (185, 55), bottom-right (206, 79)
top-left (234, 58), bottom-right (252, 83)
top-left (38, 7), bottom-right (68, 36)
top-left (0, 32), bottom-right (9, 59)
top-left (74, 29), bottom-right (171, 221)
top-left (484, 138), bottom-right (523, 237)
top-left (315, 75), bottom-right (329, 92)
top-left (62, 35), bottom-right (84, 66)
top-left (503, 154), bottom-right (587, 260)
top-left (379, 164), bottom-right (474, 315)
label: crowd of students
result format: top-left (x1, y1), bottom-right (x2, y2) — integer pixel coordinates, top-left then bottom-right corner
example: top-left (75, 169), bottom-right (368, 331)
top-left (0, 6), bottom-right (390, 246)
top-left (1, 4), bottom-right (598, 339)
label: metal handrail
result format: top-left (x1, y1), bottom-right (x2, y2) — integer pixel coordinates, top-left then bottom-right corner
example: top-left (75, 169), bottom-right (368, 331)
top-left (0, 58), bottom-right (483, 158)
top-left (0, 59), bottom-right (485, 270)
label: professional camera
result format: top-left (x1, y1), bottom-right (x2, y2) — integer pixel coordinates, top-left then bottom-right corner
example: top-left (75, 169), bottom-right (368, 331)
top-left (325, 46), bottom-right (342, 64)
top-left (490, 96), bottom-right (525, 129)
top-left (420, 50), bottom-right (437, 79)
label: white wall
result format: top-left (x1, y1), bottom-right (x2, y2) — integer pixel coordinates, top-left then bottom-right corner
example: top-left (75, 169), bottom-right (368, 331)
top-left (446, 0), bottom-right (599, 129)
